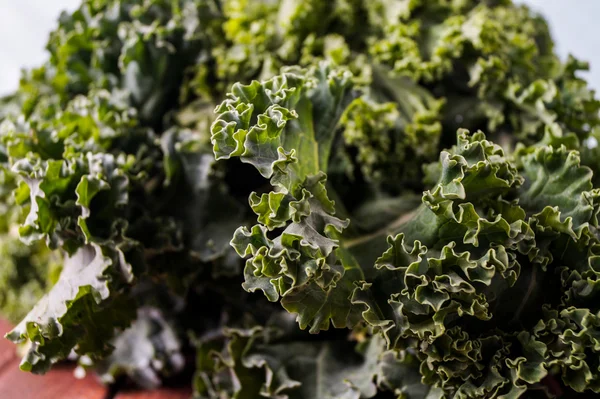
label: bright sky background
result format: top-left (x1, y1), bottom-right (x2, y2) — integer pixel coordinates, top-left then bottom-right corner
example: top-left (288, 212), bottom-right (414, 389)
top-left (0, 0), bottom-right (599, 95)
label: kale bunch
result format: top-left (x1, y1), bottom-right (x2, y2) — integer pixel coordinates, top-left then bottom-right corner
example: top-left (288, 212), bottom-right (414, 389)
top-left (1, 1), bottom-right (600, 398)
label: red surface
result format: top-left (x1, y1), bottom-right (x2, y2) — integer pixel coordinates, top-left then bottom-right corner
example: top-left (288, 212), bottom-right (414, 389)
top-left (0, 320), bottom-right (17, 373)
top-left (0, 363), bottom-right (106, 399)
top-left (0, 319), bottom-right (192, 399)
top-left (115, 387), bottom-right (192, 399)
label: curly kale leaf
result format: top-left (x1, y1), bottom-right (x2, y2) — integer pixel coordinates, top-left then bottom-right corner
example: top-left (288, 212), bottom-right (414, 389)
top-left (6, 244), bottom-right (136, 373)
top-left (213, 63), bottom-right (365, 332)
top-left (193, 315), bottom-right (437, 399)
top-left (352, 133), bottom-right (600, 397)
top-left (96, 306), bottom-right (184, 389)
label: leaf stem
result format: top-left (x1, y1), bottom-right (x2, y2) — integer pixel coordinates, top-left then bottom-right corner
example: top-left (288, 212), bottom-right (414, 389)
top-left (345, 207), bottom-right (420, 249)
top-left (511, 263), bottom-right (537, 324)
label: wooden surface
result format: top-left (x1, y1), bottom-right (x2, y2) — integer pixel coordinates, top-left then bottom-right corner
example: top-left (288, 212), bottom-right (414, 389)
top-left (0, 319), bottom-right (192, 399)
top-left (116, 387), bottom-right (194, 399)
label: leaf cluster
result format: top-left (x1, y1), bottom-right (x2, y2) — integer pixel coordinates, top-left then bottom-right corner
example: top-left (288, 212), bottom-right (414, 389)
top-left (1, 1), bottom-right (600, 398)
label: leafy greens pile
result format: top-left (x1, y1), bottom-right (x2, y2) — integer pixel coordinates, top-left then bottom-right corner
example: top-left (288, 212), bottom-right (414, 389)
top-left (1, 0), bottom-right (600, 398)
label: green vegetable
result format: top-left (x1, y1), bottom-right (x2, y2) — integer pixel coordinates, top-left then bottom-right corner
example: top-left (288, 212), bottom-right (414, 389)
top-left (1, 0), bottom-right (600, 397)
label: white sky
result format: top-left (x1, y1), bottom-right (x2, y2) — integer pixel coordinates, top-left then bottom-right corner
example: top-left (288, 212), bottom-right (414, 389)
top-left (522, 0), bottom-right (600, 89)
top-left (0, 0), bottom-right (599, 95)
top-left (0, 0), bottom-right (80, 94)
